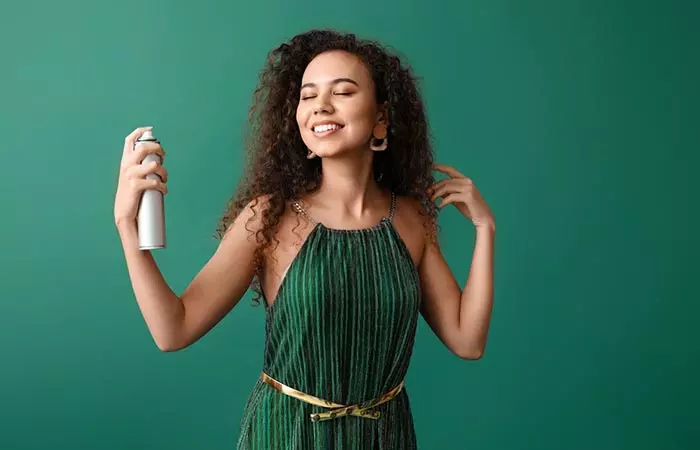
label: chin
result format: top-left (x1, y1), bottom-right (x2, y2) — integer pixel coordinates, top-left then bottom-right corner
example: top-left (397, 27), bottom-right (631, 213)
top-left (309, 143), bottom-right (364, 159)
top-left (312, 148), bottom-right (345, 158)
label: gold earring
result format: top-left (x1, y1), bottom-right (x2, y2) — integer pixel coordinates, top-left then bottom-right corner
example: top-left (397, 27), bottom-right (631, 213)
top-left (373, 123), bottom-right (387, 140)
top-left (370, 123), bottom-right (388, 151)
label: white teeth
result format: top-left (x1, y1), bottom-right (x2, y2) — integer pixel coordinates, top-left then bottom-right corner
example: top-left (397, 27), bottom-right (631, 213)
top-left (313, 124), bottom-right (341, 133)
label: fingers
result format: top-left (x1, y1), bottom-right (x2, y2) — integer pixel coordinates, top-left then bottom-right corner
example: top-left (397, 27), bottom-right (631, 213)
top-left (121, 126), bottom-right (166, 170)
top-left (438, 193), bottom-right (460, 208)
top-left (132, 177), bottom-right (168, 194)
top-left (429, 182), bottom-right (454, 202)
top-left (122, 126), bottom-right (153, 157)
top-left (432, 163), bottom-right (466, 179)
top-left (128, 160), bottom-right (168, 183)
top-left (428, 178), bottom-right (471, 201)
top-left (129, 141), bottom-right (165, 166)
top-left (427, 178), bottom-right (450, 194)
top-left (429, 163), bottom-right (472, 200)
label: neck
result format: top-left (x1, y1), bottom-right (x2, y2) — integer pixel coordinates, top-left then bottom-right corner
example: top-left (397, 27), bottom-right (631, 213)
top-left (311, 150), bottom-right (384, 218)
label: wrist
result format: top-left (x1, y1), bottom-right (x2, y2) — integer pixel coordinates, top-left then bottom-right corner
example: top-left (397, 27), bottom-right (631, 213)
top-left (475, 219), bottom-right (496, 234)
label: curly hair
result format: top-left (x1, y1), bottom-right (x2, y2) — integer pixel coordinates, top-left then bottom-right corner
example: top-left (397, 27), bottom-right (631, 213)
top-left (215, 28), bottom-right (439, 305)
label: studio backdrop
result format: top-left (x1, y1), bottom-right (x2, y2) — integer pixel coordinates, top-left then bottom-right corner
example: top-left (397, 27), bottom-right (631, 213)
top-left (1, 0), bottom-right (697, 449)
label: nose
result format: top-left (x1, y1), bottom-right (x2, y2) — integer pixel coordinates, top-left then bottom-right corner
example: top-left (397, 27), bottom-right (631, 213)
top-left (312, 92), bottom-right (334, 115)
top-left (313, 104), bottom-right (333, 115)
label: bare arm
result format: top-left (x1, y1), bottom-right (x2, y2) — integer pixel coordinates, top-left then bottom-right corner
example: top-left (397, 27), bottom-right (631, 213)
top-left (419, 163), bottom-right (496, 359)
top-left (418, 223), bottom-right (495, 359)
top-left (116, 198), bottom-right (265, 351)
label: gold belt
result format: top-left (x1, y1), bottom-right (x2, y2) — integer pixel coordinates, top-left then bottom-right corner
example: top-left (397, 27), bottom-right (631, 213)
top-left (260, 372), bottom-right (404, 422)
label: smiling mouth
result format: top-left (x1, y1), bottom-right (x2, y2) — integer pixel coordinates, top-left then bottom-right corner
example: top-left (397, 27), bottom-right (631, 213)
top-left (312, 123), bottom-right (344, 136)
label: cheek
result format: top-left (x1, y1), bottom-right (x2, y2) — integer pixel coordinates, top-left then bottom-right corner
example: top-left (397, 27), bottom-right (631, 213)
top-left (296, 107), bottom-right (311, 140)
top-left (352, 99), bottom-right (377, 125)
top-left (346, 104), bottom-right (376, 137)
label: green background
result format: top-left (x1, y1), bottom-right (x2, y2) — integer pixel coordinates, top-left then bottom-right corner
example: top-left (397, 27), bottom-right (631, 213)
top-left (1, 0), bottom-right (697, 448)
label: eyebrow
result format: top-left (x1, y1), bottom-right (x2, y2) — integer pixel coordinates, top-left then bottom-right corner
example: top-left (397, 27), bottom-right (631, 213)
top-left (300, 78), bottom-right (359, 89)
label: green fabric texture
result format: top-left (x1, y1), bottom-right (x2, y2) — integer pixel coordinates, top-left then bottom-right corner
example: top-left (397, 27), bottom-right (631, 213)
top-left (237, 192), bottom-right (422, 449)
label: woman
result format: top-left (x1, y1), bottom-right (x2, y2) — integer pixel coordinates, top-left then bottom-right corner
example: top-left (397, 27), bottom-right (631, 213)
top-left (114, 29), bottom-right (495, 449)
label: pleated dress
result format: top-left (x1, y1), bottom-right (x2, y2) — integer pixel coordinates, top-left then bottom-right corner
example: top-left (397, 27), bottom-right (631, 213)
top-left (236, 192), bottom-right (421, 449)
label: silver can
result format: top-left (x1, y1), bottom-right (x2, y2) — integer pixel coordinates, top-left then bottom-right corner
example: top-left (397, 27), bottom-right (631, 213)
top-left (135, 130), bottom-right (166, 250)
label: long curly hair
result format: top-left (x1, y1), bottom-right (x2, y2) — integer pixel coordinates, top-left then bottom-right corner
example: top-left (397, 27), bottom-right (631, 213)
top-left (216, 28), bottom-right (439, 305)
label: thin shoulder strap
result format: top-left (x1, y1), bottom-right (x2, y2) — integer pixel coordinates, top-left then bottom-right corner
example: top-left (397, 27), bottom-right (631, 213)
top-left (386, 191), bottom-right (397, 221)
top-left (291, 199), bottom-right (318, 225)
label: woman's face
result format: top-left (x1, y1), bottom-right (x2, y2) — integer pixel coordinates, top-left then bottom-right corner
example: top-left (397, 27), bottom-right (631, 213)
top-left (296, 50), bottom-right (383, 158)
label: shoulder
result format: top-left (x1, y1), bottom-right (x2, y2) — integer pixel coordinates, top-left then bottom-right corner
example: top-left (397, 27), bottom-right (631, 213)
top-left (395, 194), bottom-right (424, 214)
top-left (221, 194), bottom-right (275, 243)
top-left (392, 194), bottom-right (433, 266)
top-left (247, 193), bottom-right (317, 252)
top-left (394, 194), bottom-right (433, 231)
top-left (220, 193), bottom-right (312, 273)
top-left (229, 194), bottom-right (272, 232)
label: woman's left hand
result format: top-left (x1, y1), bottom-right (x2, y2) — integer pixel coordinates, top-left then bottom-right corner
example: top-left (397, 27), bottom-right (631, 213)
top-left (429, 164), bottom-right (495, 229)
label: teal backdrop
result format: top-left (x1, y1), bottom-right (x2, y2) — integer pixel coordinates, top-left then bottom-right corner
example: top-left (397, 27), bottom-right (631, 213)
top-left (1, 0), bottom-right (698, 449)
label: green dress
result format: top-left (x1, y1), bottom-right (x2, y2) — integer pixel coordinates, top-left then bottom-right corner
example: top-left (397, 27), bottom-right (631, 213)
top-left (237, 192), bottom-right (421, 449)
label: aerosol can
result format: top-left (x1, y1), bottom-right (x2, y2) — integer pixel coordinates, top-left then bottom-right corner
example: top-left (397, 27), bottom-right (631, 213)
top-left (135, 129), bottom-right (166, 250)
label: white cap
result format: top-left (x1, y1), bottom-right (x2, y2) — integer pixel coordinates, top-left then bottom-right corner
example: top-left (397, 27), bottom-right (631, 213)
top-left (138, 129), bottom-right (157, 141)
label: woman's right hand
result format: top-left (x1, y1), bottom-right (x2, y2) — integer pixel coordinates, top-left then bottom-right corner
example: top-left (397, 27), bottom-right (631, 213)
top-left (114, 126), bottom-right (168, 228)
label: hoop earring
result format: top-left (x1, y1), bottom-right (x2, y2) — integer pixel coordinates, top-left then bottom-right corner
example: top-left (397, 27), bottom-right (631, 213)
top-left (370, 123), bottom-right (388, 151)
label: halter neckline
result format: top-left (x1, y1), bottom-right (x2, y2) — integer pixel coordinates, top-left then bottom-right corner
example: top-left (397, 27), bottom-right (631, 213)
top-left (292, 191), bottom-right (396, 232)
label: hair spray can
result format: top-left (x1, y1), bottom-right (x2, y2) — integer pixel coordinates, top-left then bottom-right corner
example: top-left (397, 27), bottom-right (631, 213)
top-left (135, 130), bottom-right (166, 250)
